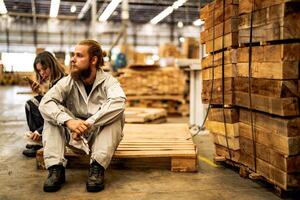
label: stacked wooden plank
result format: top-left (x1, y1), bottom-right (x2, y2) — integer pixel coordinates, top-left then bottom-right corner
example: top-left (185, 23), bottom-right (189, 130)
top-left (200, 0), bottom-right (241, 164)
top-left (239, 109), bottom-right (300, 191)
top-left (201, 49), bottom-right (237, 105)
top-left (124, 107), bottom-right (167, 123)
top-left (118, 67), bottom-right (186, 96)
top-left (238, 0), bottom-right (300, 44)
top-left (200, 0), bottom-right (239, 54)
top-left (234, 0), bottom-right (300, 191)
top-left (36, 123), bottom-right (197, 172)
top-left (118, 66), bottom-right (188, 116)
top-left (206, 108), bottom-right (240, 163)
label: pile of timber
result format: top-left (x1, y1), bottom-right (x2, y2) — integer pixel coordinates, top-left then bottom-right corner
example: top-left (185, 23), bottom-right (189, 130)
top-left (200, 0), bottom-right (239, 54)
top-left (124, 107), bottom-right (167, 123)
top-left (238, 0), bottom-right (300, 45)
top-left (239, 109), bottom-right (300, 191)
top-left (200, 0), bottom-right (300, 192)
top-left (118, 66), bottom-right (186, 96)
top-left (36, 123), bottom-right (197, 172)
top-left (201, 49), bottom-right (237, 105)
top-left (236, 0), bottom-right (300, 192)
top-left (206, 108), bottom-right (240, 163)
top-left (118, 66), bottom-right (188, 116)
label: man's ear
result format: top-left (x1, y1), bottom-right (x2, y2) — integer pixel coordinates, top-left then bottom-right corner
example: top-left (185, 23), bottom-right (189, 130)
top-left (91, 56), bottom-right (98, 65)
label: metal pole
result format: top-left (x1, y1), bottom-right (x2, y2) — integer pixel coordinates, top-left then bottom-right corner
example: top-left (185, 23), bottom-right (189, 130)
top-left (91, 0), bottom-right (97, 40)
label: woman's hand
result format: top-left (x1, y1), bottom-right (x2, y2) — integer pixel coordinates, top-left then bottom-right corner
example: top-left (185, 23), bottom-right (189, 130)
top-left (30, 131), bottom-right (42, 141)
top-left (31, 81), bottom-right (41, 94)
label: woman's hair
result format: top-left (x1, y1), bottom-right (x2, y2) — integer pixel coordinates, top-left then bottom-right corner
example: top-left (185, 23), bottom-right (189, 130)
top-left (33, 51), bottom-right (65, 84)
top-left (78, 39), bottom-right (106, 69)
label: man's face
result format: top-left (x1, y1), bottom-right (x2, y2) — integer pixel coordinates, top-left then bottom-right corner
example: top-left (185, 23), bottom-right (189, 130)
top-left (70, 45), bottom-right (91, 80)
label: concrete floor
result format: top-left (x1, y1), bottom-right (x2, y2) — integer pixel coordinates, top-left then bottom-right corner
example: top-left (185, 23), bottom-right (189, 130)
top-left (0, 86), bottom-right (289, 200)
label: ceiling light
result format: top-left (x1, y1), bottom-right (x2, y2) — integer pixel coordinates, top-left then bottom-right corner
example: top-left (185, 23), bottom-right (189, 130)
top-left (99, 0), bottom-right (122, 22)
top-left (0, 0), bottom-right (8, 15)
top-left (150, 0), bottom-right (187, 25)
top-left (177, 21), bottom-right (183, 28)
top-left (70, 5), bottom-right (76, 13)
top-left (193, 19), bottom-right (204, 26)
top-left (179, 37), bottom-right (185, 43)
top-left (50, 0), bottom-right (60, 18)
top-left (150, 6), bottom-right (173, 24)
top-left (78, 0), bottom-right (93, 19)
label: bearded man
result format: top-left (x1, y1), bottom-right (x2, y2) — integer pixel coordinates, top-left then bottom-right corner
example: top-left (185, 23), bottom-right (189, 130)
top-left (39, 39), bottom-right (126, 192)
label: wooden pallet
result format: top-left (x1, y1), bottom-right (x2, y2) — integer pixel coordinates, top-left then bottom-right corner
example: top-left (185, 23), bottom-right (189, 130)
top-left (36, 123), bottom-right (197, 172)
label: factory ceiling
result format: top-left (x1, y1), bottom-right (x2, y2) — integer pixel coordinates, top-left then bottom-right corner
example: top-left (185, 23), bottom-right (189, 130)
top-left (3, 0), bottom-right (212, 25)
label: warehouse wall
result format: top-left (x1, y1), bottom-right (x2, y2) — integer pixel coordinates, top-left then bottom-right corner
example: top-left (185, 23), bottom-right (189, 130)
top-left (0, 16), bottom-right (200, 53)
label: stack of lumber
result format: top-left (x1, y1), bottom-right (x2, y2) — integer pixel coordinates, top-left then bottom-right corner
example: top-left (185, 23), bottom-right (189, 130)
top-left (36, 123), bottom-right (198, 172)
top-left (206, 107), bottom-right (240, 163)
top-left (238, 0), bottom-right (300, 44)
top-left (159, 43), bottom-right (181, 58)
top-left (239, 109), bottom-right (300, 191)
top-left (182, 37), bottom-right (200, 59)
top-left (235, 0), bottom-right (300, 192)
top-left (235, 44), bottom-right (300, 116)
top-left (200, 0), bottom-right (239, 54)
top-left (124, 107), bottom-right (167, 123)
top-left (200, 0), bottom-right (241, 163)
top-left (201, 49), bottom-right (237, 105)
top-left (118, 66), bottom-right (188, 116)
top-left (118, 67), bottom-right (186, 96)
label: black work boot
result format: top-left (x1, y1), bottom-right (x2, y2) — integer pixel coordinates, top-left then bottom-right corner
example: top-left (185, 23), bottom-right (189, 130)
top-left (22, 145), bottom-right (42, 157)
top-left (43, 165), bottom-right (65, 192)
top-left (86, 161), bottom-right (105, 192)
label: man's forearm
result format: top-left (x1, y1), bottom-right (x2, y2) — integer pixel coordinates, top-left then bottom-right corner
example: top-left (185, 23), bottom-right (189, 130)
top-left (86, 97), bottom-right (125, 127)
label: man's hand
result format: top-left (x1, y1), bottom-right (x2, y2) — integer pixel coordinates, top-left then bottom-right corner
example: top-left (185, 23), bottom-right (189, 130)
top-left (65, 119), bottom-right (91, 137)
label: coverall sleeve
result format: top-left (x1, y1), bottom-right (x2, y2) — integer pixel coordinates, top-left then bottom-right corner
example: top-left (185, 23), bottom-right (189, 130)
top-left (39, 77), bottom-right (74, 126)
top-left (86, 78), bottom-right (126, 127)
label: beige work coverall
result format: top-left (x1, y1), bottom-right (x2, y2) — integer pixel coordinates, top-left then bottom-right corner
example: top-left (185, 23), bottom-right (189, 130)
top-left (39, 69), bottom-right (126, 169)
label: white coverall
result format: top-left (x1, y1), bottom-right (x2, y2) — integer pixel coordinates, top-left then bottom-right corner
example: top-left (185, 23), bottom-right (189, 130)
top-left (39, 69), bottom-right (126, 169)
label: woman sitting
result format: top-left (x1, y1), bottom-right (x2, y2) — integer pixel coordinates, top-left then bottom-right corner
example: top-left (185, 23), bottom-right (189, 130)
top-left (23, 51), bottom-right (65, 157)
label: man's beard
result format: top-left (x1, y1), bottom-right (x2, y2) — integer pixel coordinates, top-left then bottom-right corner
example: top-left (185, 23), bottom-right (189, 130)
top-left (70, 65), bottom-right (92, 81)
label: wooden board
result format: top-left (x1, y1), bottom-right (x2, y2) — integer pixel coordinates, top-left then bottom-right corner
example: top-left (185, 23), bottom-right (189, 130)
top-left (201, 17), bottom-right (239, 44)
top-left (239, 122), bottom-right (300, 155)
top-left (201, 49), bottom-right (237, 69)
top-left (235, 77), bottom-right (300, 98)
top-left (211, 133), bottom-right (240, 150)
top-left (205, 32), bottom-right (239, 53)
top-left (234, 91), bottom-right (299, 116)
top-left (208, 107), bottom-right (239, 123)
top-left (238, 0), bottom-right (300, 14)
top-left (237, 44), bottom-right (300, 63)
top-left (206, 120), bottom-right (239, 137)
top-left (215, 144), bottom-right (240, 163)
top-left (236, 61), bottom-right (299, 79)
top-left (204, 4), bottom-right (239, 29)
top-left (239, 108), bottom-right (300, 137)
top-left (240, 152), bottom-right (300, 190)
top-left (202, 78), bottom-right (234, 105)
top-left (200, 0), bottom-right (239, 20)
top-left (238, 3), bottom-right (300, 44)
top-left (36, 123), bottom-right (197, 172)
top-left (240, 136), bottom-right (300, 173)
top-left (125, 107), bottom-right (167, 123)
top-left (201, 64), bottom-right (237, 80)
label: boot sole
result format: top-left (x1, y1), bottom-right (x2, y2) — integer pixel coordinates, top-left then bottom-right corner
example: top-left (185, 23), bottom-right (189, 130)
top-left (43, 185), bottom-right (62, 192)
top-left (86, 184), bottom-right (104, 192)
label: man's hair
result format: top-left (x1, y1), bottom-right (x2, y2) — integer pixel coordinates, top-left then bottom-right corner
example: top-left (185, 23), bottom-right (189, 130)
top-left (33, 51), bottom-right (65, 84)
top-left (78, 39), bottom-right (106, 69)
